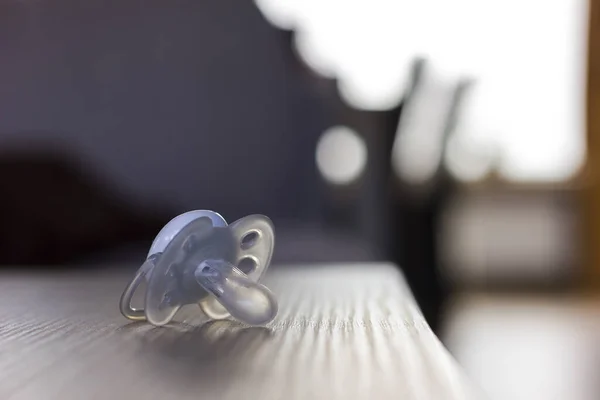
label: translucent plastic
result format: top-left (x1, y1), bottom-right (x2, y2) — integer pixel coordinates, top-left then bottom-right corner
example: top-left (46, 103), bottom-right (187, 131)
top-left (147, 210), bottom-right (228, 257)
top-left (120, 210), bottom-right (277, 326)
top-left (195, 259), bottom-right (278, 325)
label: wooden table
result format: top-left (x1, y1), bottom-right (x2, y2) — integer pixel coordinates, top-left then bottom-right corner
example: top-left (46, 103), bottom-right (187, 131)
top-left (0, 263), bottom-right (482, 399)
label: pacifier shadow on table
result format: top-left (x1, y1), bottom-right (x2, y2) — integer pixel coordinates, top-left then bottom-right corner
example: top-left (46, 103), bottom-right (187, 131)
top-left (133, 319), bottom-right (272, 371)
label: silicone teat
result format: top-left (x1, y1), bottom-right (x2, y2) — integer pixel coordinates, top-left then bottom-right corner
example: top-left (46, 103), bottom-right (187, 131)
top-left (195, 260), bottom-right (278, 325)
top-left (120, 210), bottom-right (277, 326)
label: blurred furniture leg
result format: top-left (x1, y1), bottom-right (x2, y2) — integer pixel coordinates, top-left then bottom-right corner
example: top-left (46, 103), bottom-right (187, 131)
top-left (584, 0), bottom-right (600, 289)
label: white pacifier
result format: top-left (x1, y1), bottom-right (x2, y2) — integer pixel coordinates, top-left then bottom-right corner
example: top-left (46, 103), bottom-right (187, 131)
top-left (120, 210), bottom-right (277, 326)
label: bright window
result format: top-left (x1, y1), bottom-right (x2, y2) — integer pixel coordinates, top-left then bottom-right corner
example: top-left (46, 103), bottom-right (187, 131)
top-left (255, 0), bottom-right (587, 182)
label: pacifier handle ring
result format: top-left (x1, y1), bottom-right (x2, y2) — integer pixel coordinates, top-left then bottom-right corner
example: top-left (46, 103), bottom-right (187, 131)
top-left (119, 257), bottom-right (156, 321)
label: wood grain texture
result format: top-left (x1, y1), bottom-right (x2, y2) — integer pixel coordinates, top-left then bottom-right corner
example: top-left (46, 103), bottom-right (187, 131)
top-left (0, 264), bottom-right (482, 400)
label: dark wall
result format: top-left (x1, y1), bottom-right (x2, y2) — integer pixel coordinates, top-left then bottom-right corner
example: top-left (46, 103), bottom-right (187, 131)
top-left (0, 0), bottom-right (329, 220)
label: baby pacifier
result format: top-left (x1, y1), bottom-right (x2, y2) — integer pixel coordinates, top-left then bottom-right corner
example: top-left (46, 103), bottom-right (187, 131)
top-left (120, 210), bottom-right (278, 326)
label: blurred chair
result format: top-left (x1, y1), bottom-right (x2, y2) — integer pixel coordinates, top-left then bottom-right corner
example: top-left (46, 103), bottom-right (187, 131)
top-left (0, 141), bottom-right (166, 266)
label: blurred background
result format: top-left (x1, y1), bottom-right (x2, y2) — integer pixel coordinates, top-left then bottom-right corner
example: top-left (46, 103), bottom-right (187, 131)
top-left (1, 0), bottom-right (599, 399)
